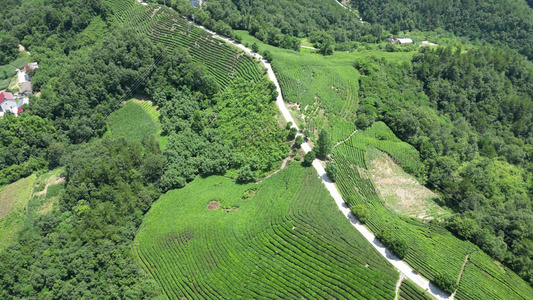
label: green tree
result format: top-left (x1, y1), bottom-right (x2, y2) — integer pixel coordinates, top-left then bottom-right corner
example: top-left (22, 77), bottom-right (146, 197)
top-left (237, 165), bottom-right (256, 183)
top-left (316, 129), bottom-right (332, 159)
top-left (294, 135), bottom-right (303, 148)
top-left (303, 150), bottom-right (315, 167)
top-left (251, 42), bottom-right (259, 53)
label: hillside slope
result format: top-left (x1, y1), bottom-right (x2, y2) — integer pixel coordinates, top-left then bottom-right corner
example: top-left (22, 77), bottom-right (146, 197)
top-left (135, 163), bottom-right (399, 299)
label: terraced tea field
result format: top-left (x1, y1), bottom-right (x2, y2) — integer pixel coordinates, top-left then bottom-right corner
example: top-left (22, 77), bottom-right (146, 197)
top-left (106, 0), bottom-right (263, 89)
top-left (237, 30), bottom-right (415, 144)
top-left (399, 279), bottom-right (432, 300)
top-left (108, 100), bottom-right (159, 142)
top-left (333, 123), bottom-right (533, 299)
top-left (135, 163), bottom-right (399, 299)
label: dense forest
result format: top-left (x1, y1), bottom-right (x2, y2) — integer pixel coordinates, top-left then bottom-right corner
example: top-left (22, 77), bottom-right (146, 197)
top-left (0, 137), bottom-right (163, 298)
top-left (149, 0), bottom-right (386, 49)
top-left (354, 45), bottom-right (533, 284)
top-left (352, 0), bottom-right (533, 59)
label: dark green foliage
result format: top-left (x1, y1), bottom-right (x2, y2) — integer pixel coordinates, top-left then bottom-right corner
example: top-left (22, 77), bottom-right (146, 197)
top-left (0, 113), bottom-right (56, 184)
top-left (287, 127), bottom-right (297, 140)
top-left (0, 32), bottom-right (18, 65)
top-left (316, 128), bottom-right (332, 159)
top-left (319, 40), bottom-right (334, 56)
top-left (158, 0), bottom-right (385, 50)
top-left (294, 135), bottom-right (303, 149)
top-left (262, 50), bottom-right (273, 61)
top-left (251, 42), bottom-right (259, 53)
top-left (377, 227), bottom-right (409, 259)
top-left (303, 150), bottom-right (315, 167)
top-left (325, 163), bottom-right (338, 182)
top-left (33, 27), bottom-right (161, 143)
top-left (432, 273), bottom-right (457, 294)
top-left (352, 0), bottom-right (533, 59)
top-left (237, 165), bottom-right (256, 183)
top-left (0, 138), bottom-right (162, 299)
top-left (352, 204), bottom-right (370, 223)
top-left (285, 122), bottom-right (293, 130)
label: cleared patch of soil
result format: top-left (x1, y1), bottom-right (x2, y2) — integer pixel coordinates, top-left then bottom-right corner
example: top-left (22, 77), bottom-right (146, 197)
top-left (35, 176), bottom-right (65, 197)
top-left (206, 201), bottom-right (221, 210)
top-left (369, 151), bottom-right (448, 220)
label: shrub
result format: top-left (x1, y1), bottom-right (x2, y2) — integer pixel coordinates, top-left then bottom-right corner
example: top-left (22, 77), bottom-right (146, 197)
top-left (432, 273), bottom-right (457, 294)
top-left (237, 166), bottom-right (256, 183)
top-left (287, 127), bottom-right (297, 140)
top-left (352, 204), bottom-right (370, 223)
top-left (251, 42), bottom-right (259, 53)
top-left (294, 156), bottom-right (301, 161)
top-left (285, 121), bottom-right (293, 130)
top-left (325, 163), bottom-right (338, 182)
top-left (303, 151), bottom-right (315, 167)
top-left (294, 136), bottom-right (303, 148)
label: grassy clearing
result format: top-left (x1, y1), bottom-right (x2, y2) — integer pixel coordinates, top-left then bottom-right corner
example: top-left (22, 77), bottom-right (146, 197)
top-left (237, 30), bottom-right (414, 143)
top-left (0, 174), bottom-right (35, 251)
top-left (108, 100), bottom-right (160, 142)
top-left (368, 149), bottom-right (449, 220)
top-left (135, 163), bottom-right (399, 299)
top-left (333, 123), bottom-right (533, 299)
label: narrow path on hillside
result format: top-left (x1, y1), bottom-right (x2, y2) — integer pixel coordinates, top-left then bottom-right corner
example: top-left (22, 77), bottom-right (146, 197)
top-left (154, 3), bottom-right (451, 299)
top-left (451, 254), bottom-right (470, 297)
top-left (333, 129), bottom-right (358, 149)
top-left (394, 274), bottom-right (406, 300)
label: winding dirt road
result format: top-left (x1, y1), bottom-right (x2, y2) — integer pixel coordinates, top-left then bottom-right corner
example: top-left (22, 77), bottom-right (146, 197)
top-left (156, 3), bottom-right (452, 299)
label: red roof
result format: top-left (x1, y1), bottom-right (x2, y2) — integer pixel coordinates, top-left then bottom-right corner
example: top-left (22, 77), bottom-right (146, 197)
top-left (17, 107), bottom-right (23, 115)
top-left (0, 92), bottom-right (15, 104)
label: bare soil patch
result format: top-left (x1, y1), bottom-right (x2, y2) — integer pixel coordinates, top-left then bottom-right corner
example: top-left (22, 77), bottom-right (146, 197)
top-left (369, 151), bottom-right (448, 220)
top-left (206, 201), bottom-right (221, 210)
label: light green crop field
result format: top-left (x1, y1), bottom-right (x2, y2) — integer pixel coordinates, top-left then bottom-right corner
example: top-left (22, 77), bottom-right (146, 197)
top-left (333, 122), bottom-right (533, 299)
top-left (135, 163), bottom-right (399, 299)
top-left (238, 30), bottom-right (415, 143)
top-left (108, 100), bottom-right (166, 146)
top-left (0, 174), bottom-right (36, 252)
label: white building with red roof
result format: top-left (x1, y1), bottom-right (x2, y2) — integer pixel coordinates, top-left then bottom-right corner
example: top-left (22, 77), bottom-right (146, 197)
top-left (0, 92), bottom-right (19, 116)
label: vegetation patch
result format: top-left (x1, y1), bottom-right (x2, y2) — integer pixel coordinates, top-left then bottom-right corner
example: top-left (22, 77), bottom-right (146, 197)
top-left (0, 174), bottom-right (35, 252)
top-left (0, 174), bottom-right (35, 219)
top-left (108, 100), bottom-right (159, 142)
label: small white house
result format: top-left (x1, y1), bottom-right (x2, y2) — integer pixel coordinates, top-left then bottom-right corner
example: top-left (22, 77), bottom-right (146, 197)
top-left (0, 92), bottom-right (18, 117)
top-left (421, 41), bottom-right (438, 46)
top-left (397, 38), bottom-right (413, 44)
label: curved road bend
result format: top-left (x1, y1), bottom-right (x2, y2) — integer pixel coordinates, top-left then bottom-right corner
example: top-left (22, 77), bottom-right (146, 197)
top-left (153, 3), bottom-right (452, 299)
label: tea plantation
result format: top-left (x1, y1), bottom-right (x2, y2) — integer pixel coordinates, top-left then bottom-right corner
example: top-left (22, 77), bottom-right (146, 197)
top-left (333, 122), bottom-right (533, 299)
top-left (135, 163), bottom-right (399, 299)
top-left (106, 0), bottom-right (263, 89)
